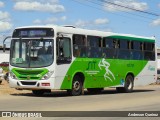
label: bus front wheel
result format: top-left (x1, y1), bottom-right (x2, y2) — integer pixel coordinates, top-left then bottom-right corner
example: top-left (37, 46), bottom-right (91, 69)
top-left (116, 74), bottom-right (134, 93)
top-left (67, 76), bottom-right (83, 96)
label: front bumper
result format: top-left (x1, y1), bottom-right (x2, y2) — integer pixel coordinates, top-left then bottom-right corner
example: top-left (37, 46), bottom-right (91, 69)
top-left (9, 77), bottom-right (55, 90)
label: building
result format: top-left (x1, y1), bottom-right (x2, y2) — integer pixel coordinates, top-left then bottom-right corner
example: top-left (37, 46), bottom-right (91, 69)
top-left (0, 47), bottom-right (9, 63)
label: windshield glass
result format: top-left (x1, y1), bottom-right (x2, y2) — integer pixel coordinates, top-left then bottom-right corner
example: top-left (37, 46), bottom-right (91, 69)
top-left (10, 38), bottom-right (54, 68)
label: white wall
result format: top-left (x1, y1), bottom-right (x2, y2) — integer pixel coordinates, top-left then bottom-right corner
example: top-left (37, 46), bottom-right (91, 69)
top-left (0, 51), bottom-right (9, 63)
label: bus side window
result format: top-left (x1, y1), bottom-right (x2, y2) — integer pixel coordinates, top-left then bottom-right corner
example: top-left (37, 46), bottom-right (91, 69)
top-left (57, 37), bottom-right (72, 64)
top-left (73, 34), bottom-right (86, 57)
top-left (117, 39), bottom-right (130, 59)
top-left (131, 41), bottom-right (143, 60)
top-left (102, 38), bottom-right (117, 59)
top-left (144, 42), bottom-right (155, 61)
top-left (87, 36), bottom-right (102, 58)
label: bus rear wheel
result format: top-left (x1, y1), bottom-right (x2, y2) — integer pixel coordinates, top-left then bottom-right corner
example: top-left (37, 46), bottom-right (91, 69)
top-left (67, 76), bottom-right (83, 96)
top-left (116, 74), bottom-right (134, 93)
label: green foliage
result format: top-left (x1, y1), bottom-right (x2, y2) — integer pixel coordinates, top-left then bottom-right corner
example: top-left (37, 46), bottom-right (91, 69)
top-left (1, 66), bottom-right (9, 72)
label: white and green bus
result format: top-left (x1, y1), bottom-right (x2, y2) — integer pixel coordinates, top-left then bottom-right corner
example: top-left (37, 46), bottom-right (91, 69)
top-left (9, 25), bottom-right (156, 96)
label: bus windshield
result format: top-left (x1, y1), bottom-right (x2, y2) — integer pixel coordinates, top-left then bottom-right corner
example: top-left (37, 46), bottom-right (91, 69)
top-left (10, 38), bottom-right (54, 68)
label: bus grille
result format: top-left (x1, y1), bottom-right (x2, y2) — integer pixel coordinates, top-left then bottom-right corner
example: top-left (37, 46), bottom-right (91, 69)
top-left (11, 68), bottom-right (48, 80)
top-left (21, 81), bottom-right (37, 85)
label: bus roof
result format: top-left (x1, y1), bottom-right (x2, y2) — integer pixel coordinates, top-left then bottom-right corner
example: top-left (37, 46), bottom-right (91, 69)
top-left (14, 25), bottom-right (155, 42)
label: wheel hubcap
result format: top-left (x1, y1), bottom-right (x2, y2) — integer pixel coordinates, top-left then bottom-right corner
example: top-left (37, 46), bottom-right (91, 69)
top-left (73, 81), bottom-right (80, 91)
top-left (127, 78), bottom-right (132, 89)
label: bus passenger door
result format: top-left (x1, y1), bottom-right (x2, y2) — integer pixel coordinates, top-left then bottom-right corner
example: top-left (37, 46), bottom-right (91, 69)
top-left (55, 34), bottom-right (73, 89)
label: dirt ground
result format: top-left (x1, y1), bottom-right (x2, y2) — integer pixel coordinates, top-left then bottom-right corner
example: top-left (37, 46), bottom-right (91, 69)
top-left (0, 79), bottom-right (31, 95)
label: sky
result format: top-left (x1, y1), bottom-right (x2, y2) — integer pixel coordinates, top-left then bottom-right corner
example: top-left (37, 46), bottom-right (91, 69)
top-left (0, 0), bottom-right (160, 47)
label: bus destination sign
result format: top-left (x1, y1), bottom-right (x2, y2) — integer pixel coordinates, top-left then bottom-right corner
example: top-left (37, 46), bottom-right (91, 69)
top-left (12, 28), bottom-right (54, 38)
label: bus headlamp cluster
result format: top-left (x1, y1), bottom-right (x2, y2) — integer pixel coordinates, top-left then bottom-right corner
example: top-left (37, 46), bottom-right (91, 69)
top-left (10, 72), bottom-right (18, 80)
top-left (42, 71), bottom-right (54, 80)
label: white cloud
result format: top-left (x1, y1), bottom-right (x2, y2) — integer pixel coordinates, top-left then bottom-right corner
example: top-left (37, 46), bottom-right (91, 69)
top-left (0, 21), bottom-right (12, 32)
top-left (151, 18), bottom-right (160, 26)
top-left (75, 18), bottom-right (109, 27)
top-left (14, 1), bottom-right (65, 13)
top-left (33, 16), bottom-right (67, 25)
top-left (94, 18), bottom-right (109, 25)
top-left (60, 16), bottom-right (67, 21)
top-left (45, 17), bottom-right (58, 23)
top-left (13, 0), bottom-right (59, 3)
top-left (0, 1), bottom-right (4, 7)
top-left (0, 2), bottom-right (12, 33)
top-left (33, 19), bottom-right (42, 24)
top-left (0, 11), bottom-right (10, 21)
top-left (0, 11), bottom-right (12, 32)
top-left (75, 20), bottom-right (89, 27)
top-left (103, 0), bottom-right (148, 12)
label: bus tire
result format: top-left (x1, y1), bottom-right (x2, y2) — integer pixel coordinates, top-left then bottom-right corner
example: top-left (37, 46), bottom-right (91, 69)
top-left (116, 74), bottom-right (134, 93)
top-left (32, 90), bottom-right (45, 96)
top-left (68, 75), bottom-right (83, 96)
top-left (87, 88), bottom-right (103, 94)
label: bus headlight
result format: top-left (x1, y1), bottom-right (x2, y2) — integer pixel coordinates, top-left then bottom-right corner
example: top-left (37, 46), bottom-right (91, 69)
top-left (10, 72), bottom-right (18, 80)
top-left (41, 71), bottom-right (54, 80)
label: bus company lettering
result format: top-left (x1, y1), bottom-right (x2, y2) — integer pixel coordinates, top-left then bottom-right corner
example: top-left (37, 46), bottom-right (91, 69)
top-left (127, 63), bottom-right (134, 68)
top-left (86, 61), bottom-right (97, 70)
top-left (85, 61), bottom-right (99, 75)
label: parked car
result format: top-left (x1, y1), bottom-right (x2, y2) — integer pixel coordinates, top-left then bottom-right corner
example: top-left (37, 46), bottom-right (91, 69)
top-left (0, 67), bottom-right (4, 84)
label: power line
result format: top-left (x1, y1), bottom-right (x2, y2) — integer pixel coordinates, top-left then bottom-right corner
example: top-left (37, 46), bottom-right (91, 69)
top-left (99, 0), bottom-right (159, 17)
top-left (85, 0), bottom-right (156, 20)
top-left (71, 0), bottom-right (156, 23)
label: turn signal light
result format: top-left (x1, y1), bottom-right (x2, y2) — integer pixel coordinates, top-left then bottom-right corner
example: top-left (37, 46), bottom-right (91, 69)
top-left (41, 83), bottom-right (50, 86)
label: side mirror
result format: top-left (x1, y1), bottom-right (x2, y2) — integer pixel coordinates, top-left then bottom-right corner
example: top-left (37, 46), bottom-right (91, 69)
top-left (3, 36), bottom-right (11, 52)
top-left (3, 44), bottom-right (6, 52)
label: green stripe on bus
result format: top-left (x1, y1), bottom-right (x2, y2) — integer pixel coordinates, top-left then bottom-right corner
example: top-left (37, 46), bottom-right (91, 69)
top-left (107, 35), bottom-right (155, 43)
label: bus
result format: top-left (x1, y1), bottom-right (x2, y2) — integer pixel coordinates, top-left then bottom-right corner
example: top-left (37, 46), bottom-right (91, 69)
top-left (9, 25), bottom-right (156, 96)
